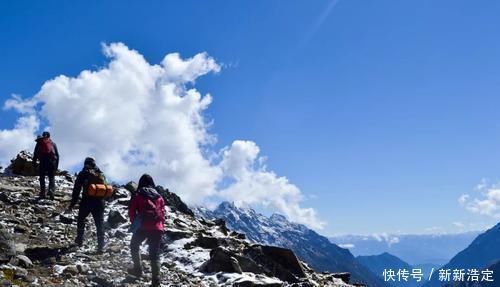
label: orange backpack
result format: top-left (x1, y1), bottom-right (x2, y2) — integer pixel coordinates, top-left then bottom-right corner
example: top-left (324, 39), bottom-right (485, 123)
top-left (86, 169), bottom-right (113, 198)
top-left (88, 184), bottom-right (113, 198)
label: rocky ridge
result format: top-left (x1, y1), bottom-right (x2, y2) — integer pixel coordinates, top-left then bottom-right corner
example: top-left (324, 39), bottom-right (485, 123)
top-left (195, 202), bottom-right (385, 287)
top-left (0, 152), bottom-right (356, 287)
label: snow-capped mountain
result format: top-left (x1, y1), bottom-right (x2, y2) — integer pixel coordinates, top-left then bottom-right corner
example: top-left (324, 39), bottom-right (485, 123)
top-left (196, 201), bottom-right (388, 287)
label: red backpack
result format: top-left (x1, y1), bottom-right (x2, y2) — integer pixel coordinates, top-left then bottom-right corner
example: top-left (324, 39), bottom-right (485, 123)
top-left (40, 138), bottom-right (55, 158)
top-left (141, 191), bottom-right (162, 221)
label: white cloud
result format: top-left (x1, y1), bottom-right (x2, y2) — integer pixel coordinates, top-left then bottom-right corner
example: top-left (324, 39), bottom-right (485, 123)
top-left (371, 232), bottom-right (400, 245)
top-left (0, 115), bottom-right (39, 167)
top-left (459, 186), bottom-right (500, 218)
top-left (338, 243), bottom-right (355, 249)
top-left (219, 140), bottom-right (326, 230)
top-left (0, 43), bottom-right (324, 229)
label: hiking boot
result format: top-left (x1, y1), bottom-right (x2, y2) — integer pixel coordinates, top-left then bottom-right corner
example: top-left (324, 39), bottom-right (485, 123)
top-left (48, 193), bottom-right (54, 200)
top-left (38, 192), bottom-right (46, 200)
top-left (127, 267), bottom-right (142, 278)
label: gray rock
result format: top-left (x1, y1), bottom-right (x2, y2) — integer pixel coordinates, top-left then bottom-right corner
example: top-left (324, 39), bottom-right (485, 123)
top-left (244, 245), bottom-right (306, 283)
top-left (63, 265), bottom-right (79, 276)
top-left (124, 181), bottom-right (138, 193)
top-left (6, 151), bottom-right (38, 176)
top-left (107, 210), bottom-right (127, 228)
top-left (59, 214), bottom-right (74, 225)
top-left (0, 228), bottom-right (16, 263)
top-left (77, 263), bottom-right (90, 274)
top-left (14, 255), bottom-right (33, 268)
top-left (185, 235), bottom-right (219, 249)
top-left (164, 230), bottom-right (192, 241)
top-left (201, 247), bottom-right (243, 274)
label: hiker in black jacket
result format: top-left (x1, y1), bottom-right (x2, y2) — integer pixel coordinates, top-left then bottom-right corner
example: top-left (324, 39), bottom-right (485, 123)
top-left (67, 157), bottom-right (106, 253)
top-left (33, 131), bottom-right (59, 199)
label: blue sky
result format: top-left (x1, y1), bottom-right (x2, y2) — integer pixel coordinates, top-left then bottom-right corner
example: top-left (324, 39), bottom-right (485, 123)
top-left (1, 0), bottom-right (500, 235)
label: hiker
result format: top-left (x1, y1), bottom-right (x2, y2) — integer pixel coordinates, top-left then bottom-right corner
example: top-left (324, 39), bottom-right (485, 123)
top-left (128, 174), bottom-right (165, 287)
top-left (67, 157), bottom-right (108, 253)
top-left (33, 131), bottom-right (59, 199)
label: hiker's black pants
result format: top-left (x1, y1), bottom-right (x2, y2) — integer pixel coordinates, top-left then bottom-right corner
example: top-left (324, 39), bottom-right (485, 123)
top-left (38, 158), bottom-right (56, 196)
top-left (76, 199), bottom-right (105, 249)
top-left (130, 230), bottom-right (162, 283)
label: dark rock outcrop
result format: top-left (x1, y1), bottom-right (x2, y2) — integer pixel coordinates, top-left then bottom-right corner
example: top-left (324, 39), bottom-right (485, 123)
top-left (245, 245), bottom-right (306, 283)
top-left (156, 185), bottom-right (194, 217)
top-left (202, 247), bottom-right (243, 273)
top-left (6, 151), bottom-right (38, 176)
top-left (107, 210), bottom-right (127, 228)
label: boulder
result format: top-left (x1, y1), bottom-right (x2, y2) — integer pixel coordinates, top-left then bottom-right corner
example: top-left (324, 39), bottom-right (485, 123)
top-left (124, 181), bottom-right (138, 193)
top-left (24, 245), bottom-right (72, 261)
top-left (185, 235), bottom-right (219, 249)
top-left (0, 228), bottom-right (16, 263)
top-left (12, 255), bottom-right (33, 268)
top-left (63, 265), bottom-right (79, 276)
top-left (201, 247), bottom-right (243, 273)
top-left (112, 187), bottom-right (129, 199)
top-left (156, 185), bottom-right (194, 216)
top-left (59, 214), bottom-right (74, 225)
top-left (6, 151), bottom-right (38, 176)
top-left (164, 230), bottom-right (193, 241)
top-left (107, 210), bottom-right (127, 228)
top-left (214, 218), bottom-right (229, 235)
top-left (231, 230), bottom-right (246, 240)
top-left (244, 245), bottom-right (306, 283)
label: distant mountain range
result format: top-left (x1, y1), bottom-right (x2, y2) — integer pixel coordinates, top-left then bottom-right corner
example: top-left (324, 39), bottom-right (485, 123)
top-left (423, 222), bottom-right (500, 287)
top-left (330, 231), bottom-right (480, 266)
top-left (357, 252), bottom-right (420, 287)
top-left (195, 202), bottom-right (388, 287)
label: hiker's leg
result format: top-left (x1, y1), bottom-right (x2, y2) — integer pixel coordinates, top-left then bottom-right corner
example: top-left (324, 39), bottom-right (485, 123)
top-left (38, 164), bottom-right (46, 198)
top-left (130, 231), bottom-right (147, 274)
top-left (47, 164), bottom-right (56, 199)
top-left (91, 201), bottom-right (105, 251)
top-left (148, 231), bottom-right (162, 286)
top-left (76, 202), bottom-right (91, 245)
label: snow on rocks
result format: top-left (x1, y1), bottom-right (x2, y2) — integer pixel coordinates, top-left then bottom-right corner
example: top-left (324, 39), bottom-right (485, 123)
top-left (0, 152), bottom-right (356, 286)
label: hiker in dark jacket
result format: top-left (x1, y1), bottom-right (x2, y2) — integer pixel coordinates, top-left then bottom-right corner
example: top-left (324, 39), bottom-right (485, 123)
top-left (68, 157), bottom-right (107, 253)
top-left (33, 131), bottom-right (59, 199)
top-left (128, 174), bottom-right (165, 287)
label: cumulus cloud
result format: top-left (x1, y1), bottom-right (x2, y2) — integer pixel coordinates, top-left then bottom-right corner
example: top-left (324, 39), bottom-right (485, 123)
top-left (459, 182), bottom-right (500, 218)
top-left (371, 233), bottom-right (400, 245)
top-left (219, 140), bottom-right (326, 229)
top-left (0, 95), bottom-right (39, 165)
top-left (0, 43), bottom-right (324, 229)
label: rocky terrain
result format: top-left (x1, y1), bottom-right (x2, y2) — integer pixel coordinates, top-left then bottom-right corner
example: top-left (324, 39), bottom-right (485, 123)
top-left (0, 152), bottom-right (358, 287)
top-left (195, 202), bottom-right (386, 287)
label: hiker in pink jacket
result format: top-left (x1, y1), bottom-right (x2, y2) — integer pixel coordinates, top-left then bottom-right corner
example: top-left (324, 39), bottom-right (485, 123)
top-left (128, 174), bottom-right (165, 287)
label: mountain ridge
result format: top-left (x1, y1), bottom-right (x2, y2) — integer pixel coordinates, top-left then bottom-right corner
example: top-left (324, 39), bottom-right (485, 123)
top-left (196, 201), bottom-right (388, 287)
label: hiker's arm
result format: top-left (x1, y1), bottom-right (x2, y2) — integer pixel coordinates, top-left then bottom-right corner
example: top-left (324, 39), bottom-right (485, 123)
top-left (33, 143), bottom-right (39, 163)
top-left (70, 172), bottom-right (84, 208)
top-left (128, 196), bottom-right (138, 223)
top-left (53, 142), bottom-right (60, 166)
